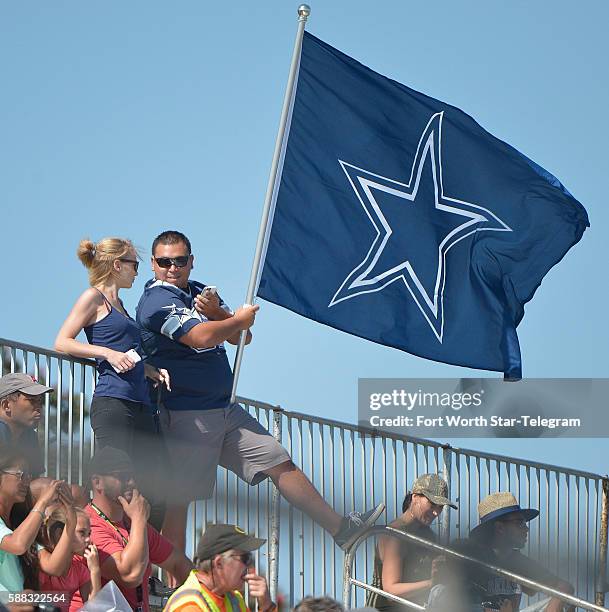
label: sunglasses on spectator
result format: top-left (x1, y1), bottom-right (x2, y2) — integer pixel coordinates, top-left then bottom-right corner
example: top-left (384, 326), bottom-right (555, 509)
top-left (154, 256), bottom-right (190, 268)
top-left (231, 552), bottom-right (254, 566)
top-left (1, 469), bottom-right (31, 481)
top-left (119, 259), bottom-right (139, 272)
top-left (500, 518), bottom-right (528, 528)
top-left (108, 471), bottom-right (135, 482)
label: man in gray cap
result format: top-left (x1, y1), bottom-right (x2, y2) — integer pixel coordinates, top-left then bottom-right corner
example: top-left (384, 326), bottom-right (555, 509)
top-left (0, 372), bottom-right (53, 477)
top-left (164, 523), bottom-right (275, 612)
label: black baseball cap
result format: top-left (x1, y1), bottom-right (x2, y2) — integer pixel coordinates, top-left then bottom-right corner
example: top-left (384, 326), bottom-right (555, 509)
top-left (87, 447), bottom-right (134, 479)
top-left (195, 524), bottom-right (266, 562)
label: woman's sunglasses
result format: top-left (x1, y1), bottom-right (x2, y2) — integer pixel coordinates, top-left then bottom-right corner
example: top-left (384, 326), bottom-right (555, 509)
top-left (119, 258), bottom-right (139, 272)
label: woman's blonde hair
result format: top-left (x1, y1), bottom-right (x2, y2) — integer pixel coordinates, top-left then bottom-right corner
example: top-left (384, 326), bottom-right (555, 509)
top-left (77, 237), bottom-right (137, 286)
top-left (41, 506), bottom-right (88, 551)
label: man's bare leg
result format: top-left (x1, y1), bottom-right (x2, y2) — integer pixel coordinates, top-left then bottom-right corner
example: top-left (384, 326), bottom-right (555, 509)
top-left (161, 502), bottom-right (188, 587)
top-left (265, 461), bottom-right (342, 535)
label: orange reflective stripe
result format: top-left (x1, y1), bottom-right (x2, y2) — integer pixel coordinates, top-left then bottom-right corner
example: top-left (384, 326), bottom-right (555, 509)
top-left (164, 572), bottom-right (249, 612)
top-left (164, 588), bottom-right (208, 611)
top-left (227, 591), bottom-right (247, 612)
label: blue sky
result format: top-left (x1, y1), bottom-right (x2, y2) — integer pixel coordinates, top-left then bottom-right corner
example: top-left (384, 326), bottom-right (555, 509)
top-left (1, 1), bottom-right (607, 475)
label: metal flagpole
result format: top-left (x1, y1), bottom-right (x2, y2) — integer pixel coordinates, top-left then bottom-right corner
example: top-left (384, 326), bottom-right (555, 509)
top-left (230, 4), bottom-right (310, 403)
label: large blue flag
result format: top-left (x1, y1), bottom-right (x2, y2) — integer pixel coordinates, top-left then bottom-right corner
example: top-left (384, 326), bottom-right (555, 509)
top-left (257, 32), bottom-right (589, 378)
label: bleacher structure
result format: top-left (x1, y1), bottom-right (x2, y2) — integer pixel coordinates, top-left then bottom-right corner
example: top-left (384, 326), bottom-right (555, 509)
top-left (1, 336), bottom-right (607, 610)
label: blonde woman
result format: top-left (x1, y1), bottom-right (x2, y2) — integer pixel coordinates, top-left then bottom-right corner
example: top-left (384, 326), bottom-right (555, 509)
top-left (55, 237), bottom-right (169, 528)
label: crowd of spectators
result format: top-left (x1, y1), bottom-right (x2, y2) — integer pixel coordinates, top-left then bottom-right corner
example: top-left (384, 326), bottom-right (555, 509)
top-left (0, 231), bottom-right (577, 612)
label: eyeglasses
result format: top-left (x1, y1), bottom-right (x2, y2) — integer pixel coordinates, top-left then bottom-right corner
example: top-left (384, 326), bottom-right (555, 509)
top-left (108, 471), bottom-right (134, 483)
top-left (231, 552), bottom-right (254, 566)
top-left (154, 256), bottom-right (190, 268)
top-left (1, 469), bottom-right (31, 481)
top-left (500, 518), bottom-right (528, 529)
top-left (119, 259), bottom-right (139, 272)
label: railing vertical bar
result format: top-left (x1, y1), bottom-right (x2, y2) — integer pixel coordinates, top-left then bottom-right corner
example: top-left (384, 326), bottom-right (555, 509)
top-left (78, 366), bottom-right (86, 485)
top-left (594, 480), bottom-right (600, 602)
top-left (298, 418), bottom-right (305, 604)
top-left (56, 359), bottom-right (62, 478)
top-left (308, 420), bottom-right (315, 597)
top-left (575, 476), bottom-right (580, 596)
top-left (555, 472), bottom-right (560, 575)
top-left (67, 361), bottom-right (74, 484)
top-left (287, 417), bottom-right (295, 608)
top-left (361, 431), bottom-right (368, 600)
top-left (391, 439), bottom-right (397, 521)
top-left (485, 458), bottom-right (491, 497)
top-left (566, 475), bottom-right (571, 583)
top-left (350, 429), bottom-right (356, 603)
top-left (585, 478), bottom-right (590, 601)
top-left (319, 423), bottom-right (326, 596)
top-left (463, 453), bottom-right (469, 537)
top-left (597, 478), bottom-right (608, 607)
top-left (441, 447), bottom-right (451, 544)
top-left (268, 409), bottom-right (282, 602)
top-left (329, 426), bottom-right (336, 598)
top-left (45, 355), bottom-right (54, 473)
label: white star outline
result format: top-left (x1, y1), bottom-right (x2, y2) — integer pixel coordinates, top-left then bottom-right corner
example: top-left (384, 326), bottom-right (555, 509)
top-left (328, 111), bottom-right (512, 342)
top-left (161, 303), bottom-right (204, 324)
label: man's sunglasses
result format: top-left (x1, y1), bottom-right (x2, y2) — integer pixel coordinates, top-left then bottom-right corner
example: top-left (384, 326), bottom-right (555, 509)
top-left (231, 552), bottom-right (254, 566)
top-left (108, 471), bottom-right (135, 483)
top-left (119, 259), bottom-right (139, 272)
top-left (154, 256), bottom-right (190, 269)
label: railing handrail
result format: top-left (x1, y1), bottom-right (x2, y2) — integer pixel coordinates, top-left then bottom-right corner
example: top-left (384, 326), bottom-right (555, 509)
top-left (252, 401), bottom-right (607, 481)
top-left (0, 336), bottom-right (95, 366)
top-left (1, 336), bottom-right (606, 482)
top-left (342, 525), bottom-right (609, 612)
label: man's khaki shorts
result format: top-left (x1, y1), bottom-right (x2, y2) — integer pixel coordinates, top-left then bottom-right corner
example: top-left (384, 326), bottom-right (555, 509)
top-left (158, 402), bottom-right (291, 502)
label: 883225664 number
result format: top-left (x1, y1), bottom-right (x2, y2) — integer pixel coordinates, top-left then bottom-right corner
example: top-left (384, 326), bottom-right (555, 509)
top-left (3, 592), bottom-right (68, 604)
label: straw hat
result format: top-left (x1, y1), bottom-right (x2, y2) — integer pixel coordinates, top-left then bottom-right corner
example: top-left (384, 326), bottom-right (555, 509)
top-left (470, 492), bottom-right (539, 535)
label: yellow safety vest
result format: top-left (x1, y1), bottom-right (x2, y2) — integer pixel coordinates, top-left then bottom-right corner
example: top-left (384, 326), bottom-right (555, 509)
top-left (164, 571), bottom-right (248, 612)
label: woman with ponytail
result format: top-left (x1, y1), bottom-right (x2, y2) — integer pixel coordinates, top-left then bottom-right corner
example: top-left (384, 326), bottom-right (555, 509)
top-left (55, 238), bottom-right (169, 528)
top-left (368, 474), bottom-right (457, 610)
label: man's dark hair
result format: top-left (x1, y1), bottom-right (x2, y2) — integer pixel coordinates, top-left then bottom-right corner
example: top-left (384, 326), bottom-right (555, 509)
top-left (294, 597), bottom-right (344, 612)
top-left (152, 230), bottom-right (192, 255)
top-left (402, 491), bottom-right (413, 513)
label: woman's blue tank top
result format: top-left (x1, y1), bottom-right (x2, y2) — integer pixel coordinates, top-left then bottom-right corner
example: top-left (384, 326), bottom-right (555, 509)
top-left (84, 291), bottom-right (149, 404)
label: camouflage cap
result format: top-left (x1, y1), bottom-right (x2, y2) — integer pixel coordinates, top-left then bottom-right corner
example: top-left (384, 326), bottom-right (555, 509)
top-left (411, 473), bottom-right (457, 509)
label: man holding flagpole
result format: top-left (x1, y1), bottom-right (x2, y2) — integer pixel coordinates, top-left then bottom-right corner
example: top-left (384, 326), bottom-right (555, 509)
top-left (136, 230), bottom-right (384, 559)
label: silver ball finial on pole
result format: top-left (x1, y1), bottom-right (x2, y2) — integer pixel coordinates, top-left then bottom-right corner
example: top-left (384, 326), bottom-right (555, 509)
top-left (298, 4), bottom-right (311, 20)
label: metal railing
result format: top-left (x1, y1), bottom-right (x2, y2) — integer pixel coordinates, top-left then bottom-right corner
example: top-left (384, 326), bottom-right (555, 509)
top-left (1, 337), bottom-right (607, 609)
top-left (343, 526), bottom-right (609, 612)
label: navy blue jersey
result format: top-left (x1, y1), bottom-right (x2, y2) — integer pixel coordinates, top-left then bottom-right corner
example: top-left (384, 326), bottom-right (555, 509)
top-left (136, 279), bottom-right (234, 410)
